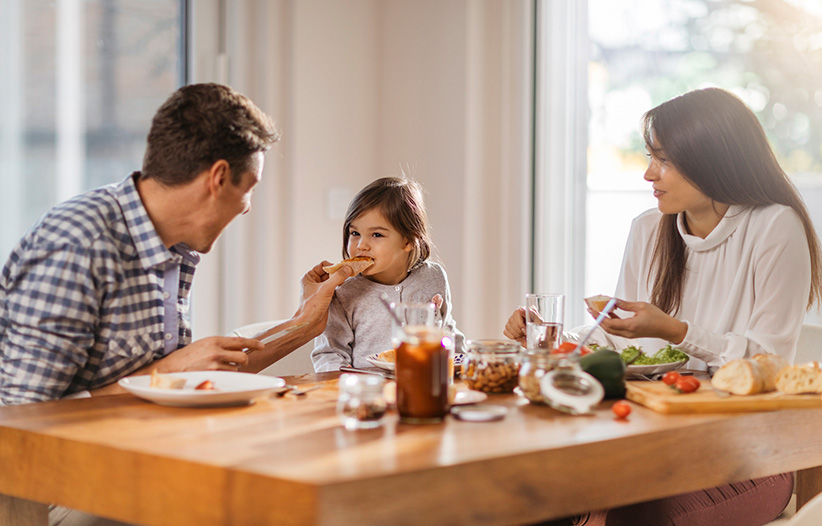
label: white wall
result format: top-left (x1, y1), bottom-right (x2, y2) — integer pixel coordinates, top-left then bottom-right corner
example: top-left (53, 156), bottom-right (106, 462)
top-left (191, 0), bottom-right (532, 376)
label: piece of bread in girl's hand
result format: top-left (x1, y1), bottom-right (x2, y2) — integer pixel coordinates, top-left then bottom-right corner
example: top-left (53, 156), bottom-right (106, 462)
top-left (711, 353), bottom-right (788, 395)
top-left (584, 294), bottom-right (613, 313)
top-left (322, 256), bottom-right (374, 275)
top-left (775, 362), bottom-right (822, 394)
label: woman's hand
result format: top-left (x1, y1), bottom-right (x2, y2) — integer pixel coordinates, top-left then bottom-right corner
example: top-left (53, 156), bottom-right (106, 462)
top-left (503, 307), bottom-right (527, 348)
top-left (598, 299), bottom-right (688, 344)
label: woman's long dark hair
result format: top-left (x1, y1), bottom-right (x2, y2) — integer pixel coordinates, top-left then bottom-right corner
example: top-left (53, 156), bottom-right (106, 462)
top-left (643, 87), bottom-right (822, 314)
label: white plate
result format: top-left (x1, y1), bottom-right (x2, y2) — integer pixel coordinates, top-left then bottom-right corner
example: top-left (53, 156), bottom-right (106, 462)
top-left (626, 360), bottom-right (686, 378)
top-left (118, 371), bottom-right (286, 408)
top-left (365, 352), bottom-right (464, 372)
top-left (452, 389), bottom-right (487, 405)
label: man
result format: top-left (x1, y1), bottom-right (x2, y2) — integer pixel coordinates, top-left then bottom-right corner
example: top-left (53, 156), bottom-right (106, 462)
top-left (0, 83), bottom-right (351, 406)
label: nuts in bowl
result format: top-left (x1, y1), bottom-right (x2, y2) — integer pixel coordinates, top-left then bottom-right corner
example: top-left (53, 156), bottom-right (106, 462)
top-left (461, 339), bottom-right (521, 393)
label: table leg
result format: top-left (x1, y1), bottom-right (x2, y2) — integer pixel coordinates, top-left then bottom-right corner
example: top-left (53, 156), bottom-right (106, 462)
top-left (0, 494), bottom-right (48, 525)
top-left (797, 466), bottom-right (822, 509)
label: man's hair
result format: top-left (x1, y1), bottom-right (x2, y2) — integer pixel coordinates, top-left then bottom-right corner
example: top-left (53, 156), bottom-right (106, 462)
top-left (141, 83), bottom-right (278, 186)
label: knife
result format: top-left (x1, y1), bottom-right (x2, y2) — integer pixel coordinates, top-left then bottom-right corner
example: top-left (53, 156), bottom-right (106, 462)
top-left (339, 366), bottom-right (395, 379)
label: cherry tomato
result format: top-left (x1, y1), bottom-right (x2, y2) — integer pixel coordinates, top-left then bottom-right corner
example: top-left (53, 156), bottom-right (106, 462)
top-left (675, 376), bottom-right (700, 394)
top-left (662, 371), bottom-right (681, 386)
top-left (553, 342), bottom-right (592, 356)
top-left (612, 400), bottom-right (631, 419)
top-left (195, 380), bottom-right (216, 391)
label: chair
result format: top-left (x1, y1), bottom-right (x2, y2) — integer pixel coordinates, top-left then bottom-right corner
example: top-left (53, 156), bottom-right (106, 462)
top-left (229, 320), bottom-right (315, 377)
top-left (230, 320), bottom-right (284, 339)
top-left (795, 323), bottom-right (822, 364)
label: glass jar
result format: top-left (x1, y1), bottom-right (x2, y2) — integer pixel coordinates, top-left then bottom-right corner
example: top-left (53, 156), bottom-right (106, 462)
top-left (517, 351), bottom-right (556, 404)
top-left (337, 373), bottom-right (387, 430)
top-left (461, 339), bottom-right (521, 393)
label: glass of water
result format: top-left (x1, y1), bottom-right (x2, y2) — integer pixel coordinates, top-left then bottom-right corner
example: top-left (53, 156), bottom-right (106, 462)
top-left (525, 293), bottom-right (565, 352)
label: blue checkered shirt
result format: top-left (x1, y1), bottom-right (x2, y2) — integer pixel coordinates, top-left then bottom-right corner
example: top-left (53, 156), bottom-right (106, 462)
top-left (0, 173), bottom-right (200, 405)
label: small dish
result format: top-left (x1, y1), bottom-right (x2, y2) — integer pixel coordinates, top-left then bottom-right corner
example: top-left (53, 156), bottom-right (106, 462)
top-left (451, 404), bottom-right (508, 422)
top-left (452, 389), bottom-right (488, 405)
top-left (119, 371), bottom-right (286, 408)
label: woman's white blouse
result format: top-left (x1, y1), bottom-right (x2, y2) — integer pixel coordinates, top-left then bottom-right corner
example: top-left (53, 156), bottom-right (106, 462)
top-left (599, 203), bottom-right (810, 370)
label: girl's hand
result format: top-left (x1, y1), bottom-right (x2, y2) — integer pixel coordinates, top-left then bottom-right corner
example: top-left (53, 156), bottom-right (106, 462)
top-left (598, 299), bottom-right (688, 344)
top-left (431, 294), bottom-right (443, 310)
top-left (503, 307), bottom-right (527, 348)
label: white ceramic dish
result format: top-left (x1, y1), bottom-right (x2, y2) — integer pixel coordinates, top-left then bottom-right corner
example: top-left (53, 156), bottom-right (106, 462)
top-left (365, 352), bottom-right (464, 372)
top-left (626, 360), bottom-right (686, 378)
top-left (119, 371), bottom-right (286, 408)
top-left (452, 389), bottom-right (487, 405)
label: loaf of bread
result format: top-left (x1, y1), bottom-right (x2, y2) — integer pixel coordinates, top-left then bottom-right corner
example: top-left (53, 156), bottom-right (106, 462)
top-left (322, 256), bottom-right (374, 275)
top-left (711, 353), bottom-right (788, 395)
top-left (775, 362), bottom-right (822, 394)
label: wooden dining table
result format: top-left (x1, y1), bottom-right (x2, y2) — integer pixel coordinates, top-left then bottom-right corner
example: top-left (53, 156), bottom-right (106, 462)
top-left (2, 372), bottom-right (822, 526)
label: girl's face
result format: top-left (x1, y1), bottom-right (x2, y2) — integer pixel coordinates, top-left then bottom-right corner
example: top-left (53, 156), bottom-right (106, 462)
top-left (347, 208), bottom-right (413, 285)
top-left (644, 141), bottom-right (714, 218)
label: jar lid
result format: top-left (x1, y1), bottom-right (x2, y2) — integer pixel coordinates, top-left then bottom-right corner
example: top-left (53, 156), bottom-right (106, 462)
top-left (466, 339), bottom-right (521, 354)
top-left (539, 369), bottom-right (604, 415)
top-left (451, 404), bottom-right (508, 422)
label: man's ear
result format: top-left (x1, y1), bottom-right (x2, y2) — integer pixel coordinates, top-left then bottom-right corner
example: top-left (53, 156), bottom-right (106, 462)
top-left (206, 160), bottom-right (231, 197)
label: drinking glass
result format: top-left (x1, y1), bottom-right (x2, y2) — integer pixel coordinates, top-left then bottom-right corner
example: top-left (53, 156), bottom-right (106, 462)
top-left (525, 293), bottom-right (565, 352)
top-left (396, 326), bottom-right (452, 424)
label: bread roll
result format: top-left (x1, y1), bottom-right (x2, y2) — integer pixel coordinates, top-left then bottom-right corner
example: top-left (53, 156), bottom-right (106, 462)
top-left (711, 353), bottom-right (788, 395)
top-left (775, 362), bottom-right (822, 394)
top-left (323, 256), bottom-right (374, 275)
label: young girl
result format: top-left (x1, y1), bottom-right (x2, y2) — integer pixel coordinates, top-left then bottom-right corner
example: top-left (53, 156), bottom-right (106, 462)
top-left (507, 88), bottom-right (822, 525)
top-left (311, 177), bottom-right (464, 372)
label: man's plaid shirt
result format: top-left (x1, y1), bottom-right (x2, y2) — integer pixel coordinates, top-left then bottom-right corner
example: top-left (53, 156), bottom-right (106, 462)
top-left (0, 173), bottom-right (200, 404)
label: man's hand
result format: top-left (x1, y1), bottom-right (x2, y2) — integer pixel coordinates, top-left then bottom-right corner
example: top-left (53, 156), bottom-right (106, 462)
top-left (598, 299), bottom-right (688, 344)
top-left (144, 336), bottom-right (263, 373)
top-left (296, 261), bottom-right (353, 338)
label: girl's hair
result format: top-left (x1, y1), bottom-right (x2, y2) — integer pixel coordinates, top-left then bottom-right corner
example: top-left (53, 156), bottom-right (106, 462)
top-left (643, 87), bottom-right (822, 314)
top-left (342, 177), bottom-right (432, 271)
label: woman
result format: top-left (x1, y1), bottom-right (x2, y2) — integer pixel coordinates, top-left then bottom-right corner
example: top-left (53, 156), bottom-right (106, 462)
top-left (507, 87), bottom-right (822, 525)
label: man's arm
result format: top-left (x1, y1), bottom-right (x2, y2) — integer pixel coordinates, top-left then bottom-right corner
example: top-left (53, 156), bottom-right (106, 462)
top-left (241, 261), bottom-right (352, 373)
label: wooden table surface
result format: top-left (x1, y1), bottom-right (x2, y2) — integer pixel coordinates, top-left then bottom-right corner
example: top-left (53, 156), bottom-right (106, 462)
top-left (2, 373), bottom-right (822, 526)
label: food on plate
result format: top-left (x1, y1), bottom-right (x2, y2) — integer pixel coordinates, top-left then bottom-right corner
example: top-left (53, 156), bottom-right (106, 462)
top-left (553, 342), bottom-right (592, 356)
top-left (775, 362), bottom-right (822, 394)
top-left (711, 354), bottom-right (789, 395)
top-left (195, 380), bottom-right (218, 391)
top-left (611, 400), bottom-right (631, 419)
top-left (584, 294), bottom-right (613, 313)
top-left (377, 349), bottom-right (396, 363)
top-left (149, 369), bottom-right (185, 390)
top-left (322, 256), bottom-right (374, 275)
top-left (674, 375), bottom-right (701, 394)
top-left (580, 348), bottom-right (626, 399)
top-left (618, 345), bottom-right (689, 366)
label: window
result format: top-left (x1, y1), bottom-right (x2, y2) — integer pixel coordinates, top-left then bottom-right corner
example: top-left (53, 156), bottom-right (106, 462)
top-left (0, 0), bottom-right (184, 259)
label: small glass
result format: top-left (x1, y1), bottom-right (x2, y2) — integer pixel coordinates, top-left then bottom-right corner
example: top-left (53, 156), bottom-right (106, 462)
top-left (525, 293), bottom-right (565, 352)
top-left (396, 326), bottom-right (452, 424)
top-left (517, 350), bottom-right (556, 404)
top-left (461, 339), bottom-right (521, 394)
top-left (337, 373), bottom-right (387, 430)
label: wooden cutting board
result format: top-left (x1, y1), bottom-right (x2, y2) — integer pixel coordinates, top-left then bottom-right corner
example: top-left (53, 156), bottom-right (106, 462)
top-left (626, 380), bottom-right (822, 414)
